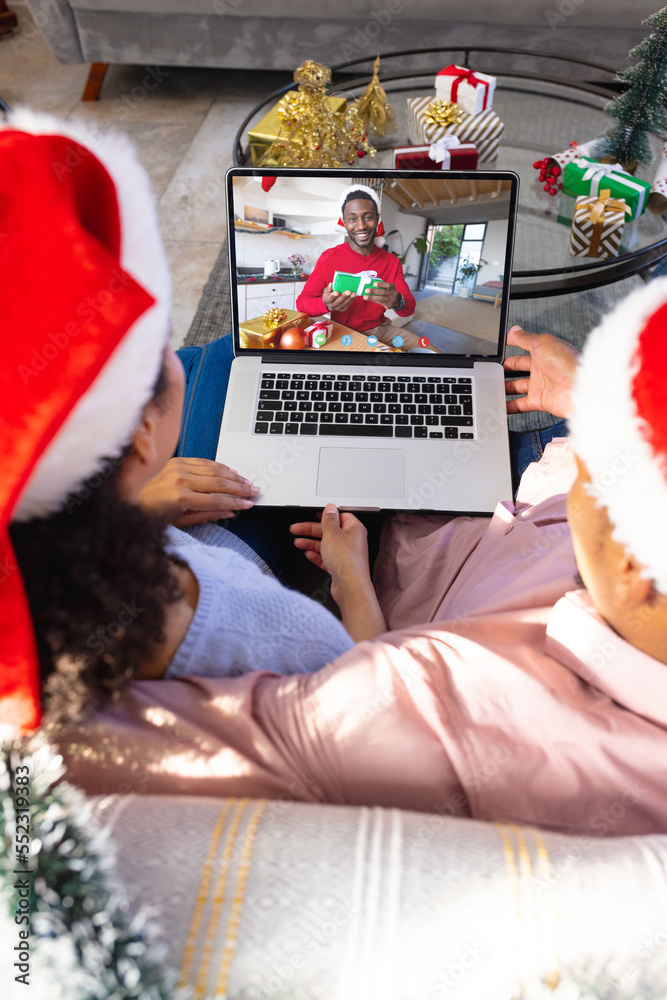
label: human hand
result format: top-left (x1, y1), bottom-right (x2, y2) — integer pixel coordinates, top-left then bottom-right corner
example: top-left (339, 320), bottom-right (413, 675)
top-left (290, 504), bottom-right (386, 640)
top-left (362, 279), bottom-right (400, 309)
top-left (322, 283), bottom-right (355, 312)
top-left (503, 326), bottom-right (581, 419)
top-left (290, 504), bottom-right (371, 594)
top-left (139, 457), bottom-right (259, 527)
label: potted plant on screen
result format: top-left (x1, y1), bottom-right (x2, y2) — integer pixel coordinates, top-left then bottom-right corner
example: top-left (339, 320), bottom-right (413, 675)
top-left (456, 256), bottom-right (487, 298)
top-left (384, 230), bottom-right (429, 269)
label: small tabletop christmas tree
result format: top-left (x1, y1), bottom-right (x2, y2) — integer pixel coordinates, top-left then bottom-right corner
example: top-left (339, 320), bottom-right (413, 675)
top-left (593, 5), bottom-right (667, 171)
top-left (351, 55), bottom-right (397, 138)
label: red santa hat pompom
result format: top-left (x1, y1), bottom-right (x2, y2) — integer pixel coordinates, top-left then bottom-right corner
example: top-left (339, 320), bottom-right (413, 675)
top-left (336, 183), bottom-right (386, 243)
top-left (0, 109), bottom-right (171, 737)
top-left (569, 277), bottom-right (667, 593)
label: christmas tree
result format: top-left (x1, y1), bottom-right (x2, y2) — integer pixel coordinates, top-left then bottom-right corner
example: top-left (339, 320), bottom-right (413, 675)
top-left (351, 55), bottom-right (397, 138)
top-left (593, 5), bottom-right (667, 170)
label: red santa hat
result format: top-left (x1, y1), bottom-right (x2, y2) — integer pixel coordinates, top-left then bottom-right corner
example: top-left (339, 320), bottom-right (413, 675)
top-left (336, 183), bottom-right (385, 243)
top-left (0, 109), bottom-right (171, 737)
top-left (569, 277), bottom-right (667, 594)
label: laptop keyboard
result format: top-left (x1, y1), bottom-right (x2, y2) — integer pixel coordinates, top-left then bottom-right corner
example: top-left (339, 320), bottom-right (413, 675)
top-left (253, 372), bottom-right (474, 440)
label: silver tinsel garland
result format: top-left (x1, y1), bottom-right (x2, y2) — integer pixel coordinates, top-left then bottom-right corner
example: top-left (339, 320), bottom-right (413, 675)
top-left (0, 739), bottom-right (182, 1000)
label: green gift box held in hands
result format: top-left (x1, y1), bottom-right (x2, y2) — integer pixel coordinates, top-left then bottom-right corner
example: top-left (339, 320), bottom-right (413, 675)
top-left (332, 270), bottom-right (384, 296)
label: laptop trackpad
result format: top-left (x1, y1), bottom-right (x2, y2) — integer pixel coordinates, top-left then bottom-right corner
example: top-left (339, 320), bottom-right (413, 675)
top-left (316, 447), bottom-right (405, 498)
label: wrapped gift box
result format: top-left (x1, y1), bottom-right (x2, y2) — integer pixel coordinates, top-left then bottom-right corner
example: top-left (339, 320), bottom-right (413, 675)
top-left (407, 97), bottom-right (504, 163)
top-left (650, 140), bottom-right (667, 214)
top-left (248, 92), bottom-right (347, 166)
top-left (563, 157), bottom-right (650, 220)
top-left (305, 320), bottom-right (333, 348)
top-left (569, 191), bottom-right (631, 259)
top-left (393, 140), bottom-right (478, 171)
top-left (332, 270), bottom-right (382, 296)
top-left (434, 64), bottom-right (496, 116)
top-left (239, 309), bottom-right (308, 349)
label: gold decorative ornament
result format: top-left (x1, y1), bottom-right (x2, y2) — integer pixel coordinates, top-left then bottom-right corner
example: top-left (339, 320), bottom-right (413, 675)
top-left (423, 99), bottom-right (464, 130)
top-left (293, 59), bottom-right (331, 92)
top-left (351, 54), bottom-right (396, 137)
top-left (263, 307), bottom-right (287, 328)
top-left (264, 58), bottom-right (376, 169)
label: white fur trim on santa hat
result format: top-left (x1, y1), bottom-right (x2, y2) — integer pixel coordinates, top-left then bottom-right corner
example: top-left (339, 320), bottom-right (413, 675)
top-left (337, 183), bottom-right (381, 217)
top-left (6, 108), bottom-right (171, 522)
top-left (569, 276), bottom-right (667, 594)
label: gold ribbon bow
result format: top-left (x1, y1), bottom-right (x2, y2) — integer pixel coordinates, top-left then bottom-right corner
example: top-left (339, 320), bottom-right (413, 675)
top-left (277, 91), bottom-right (305, 125)
top-left (423, 99), bottom-right (464, 130)
top-left (263, 307), bottom-right (287, 329)
top-left (585, 189), bottom-right (631, 258)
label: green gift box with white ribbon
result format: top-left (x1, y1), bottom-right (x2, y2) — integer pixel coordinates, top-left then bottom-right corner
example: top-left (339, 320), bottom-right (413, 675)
top-left (563, 157), bottom-right (651, 221)
top-left (332, 270), bottom-right (382, 295)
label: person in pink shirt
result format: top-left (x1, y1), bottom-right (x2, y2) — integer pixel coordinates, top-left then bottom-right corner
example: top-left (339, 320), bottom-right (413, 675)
top-left (296, 184), bottom-right (422, 351)
top-left (48, 284), bottom-right (667, 837)
top-left (4, 113), bottom-right (667, 838)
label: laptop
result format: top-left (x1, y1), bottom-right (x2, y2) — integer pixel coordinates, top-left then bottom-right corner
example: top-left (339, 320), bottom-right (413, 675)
top-left (216, 167), bottom-right (519, 514)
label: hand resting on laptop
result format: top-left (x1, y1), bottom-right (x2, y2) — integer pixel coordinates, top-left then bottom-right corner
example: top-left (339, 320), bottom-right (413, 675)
top-left (139, 456), bottom-right (260, 528)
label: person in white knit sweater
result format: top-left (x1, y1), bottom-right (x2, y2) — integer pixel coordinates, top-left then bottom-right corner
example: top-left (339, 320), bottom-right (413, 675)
top-left (3, 111), bottom-right (382, 732)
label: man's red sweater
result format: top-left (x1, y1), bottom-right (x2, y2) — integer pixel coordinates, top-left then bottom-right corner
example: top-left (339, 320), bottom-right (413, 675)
top-left (296, 241), bottom-right (416, 333)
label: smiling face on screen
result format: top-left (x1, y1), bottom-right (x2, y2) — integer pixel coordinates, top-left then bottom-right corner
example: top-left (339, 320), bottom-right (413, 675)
top-left (342, 197), bottom-right (378, 255)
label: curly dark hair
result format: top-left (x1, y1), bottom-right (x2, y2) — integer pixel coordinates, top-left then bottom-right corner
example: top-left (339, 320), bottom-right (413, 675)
top-left (9, 362), bottom-right (184, 726)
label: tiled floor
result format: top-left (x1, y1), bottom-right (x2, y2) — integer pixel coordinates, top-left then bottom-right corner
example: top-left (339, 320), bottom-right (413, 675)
top-left (0, 1), bottom-right (293, 346)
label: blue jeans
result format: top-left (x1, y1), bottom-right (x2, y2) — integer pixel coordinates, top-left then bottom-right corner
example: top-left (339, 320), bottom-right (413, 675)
top-left (177, 337), bottom-right (235, 461)
top-left (175, 336), bottom-right (566, 570)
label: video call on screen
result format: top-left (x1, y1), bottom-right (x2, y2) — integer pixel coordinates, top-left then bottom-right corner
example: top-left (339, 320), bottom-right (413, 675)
top-left (231, 173), bottom-right (513, 357)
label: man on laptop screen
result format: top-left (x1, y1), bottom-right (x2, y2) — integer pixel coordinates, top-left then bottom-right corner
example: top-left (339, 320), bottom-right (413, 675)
top-left (296, 184), bottom-right (422, 352)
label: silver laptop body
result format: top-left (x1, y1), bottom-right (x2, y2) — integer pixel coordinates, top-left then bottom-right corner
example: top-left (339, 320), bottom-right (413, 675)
top-left (217, 167), bottom-right (519, 514)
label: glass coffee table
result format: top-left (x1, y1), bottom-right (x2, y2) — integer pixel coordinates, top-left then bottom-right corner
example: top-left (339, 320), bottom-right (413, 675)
top-left (234, 47), bottom-right (667, 301)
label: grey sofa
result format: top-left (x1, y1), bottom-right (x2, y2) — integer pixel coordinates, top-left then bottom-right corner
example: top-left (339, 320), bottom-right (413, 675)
top-left (24, 0), bottom-right (660, 97)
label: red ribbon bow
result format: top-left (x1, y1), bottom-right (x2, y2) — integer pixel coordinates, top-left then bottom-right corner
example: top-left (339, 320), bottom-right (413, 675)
top-left (438, 64), bottom-right (490, 110)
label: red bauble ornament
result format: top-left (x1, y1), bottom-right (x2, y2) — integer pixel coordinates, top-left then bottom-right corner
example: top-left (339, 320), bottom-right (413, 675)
top-left (550, 166), bottom-right (560, 176)
top-left (544, 183), bottom-right (551, 191)
top-left (357, 150), bottom-right (365, 158)
top-left (280, 327), bottom-right (307, 350)
top-left (558, 182), bottom-right (564, 190)
top-left (548, 187), bottom-right (558, 196)
top-left (533, 160), bottom-right (542, 169)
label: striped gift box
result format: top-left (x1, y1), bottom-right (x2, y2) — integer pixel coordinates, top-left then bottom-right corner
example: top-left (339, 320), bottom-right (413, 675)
top-left (569, 193), bottom-right (630, 259)
top-left (407, 97), bottom-right (504, 162)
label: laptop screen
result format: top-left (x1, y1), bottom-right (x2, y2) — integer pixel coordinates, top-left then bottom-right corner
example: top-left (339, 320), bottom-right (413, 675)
top-left (227, 168), bottom-right (518, 362)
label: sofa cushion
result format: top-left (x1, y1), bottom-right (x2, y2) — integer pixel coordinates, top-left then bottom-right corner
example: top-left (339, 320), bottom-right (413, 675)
top-left (68, 0), bottom-right (660, 29)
